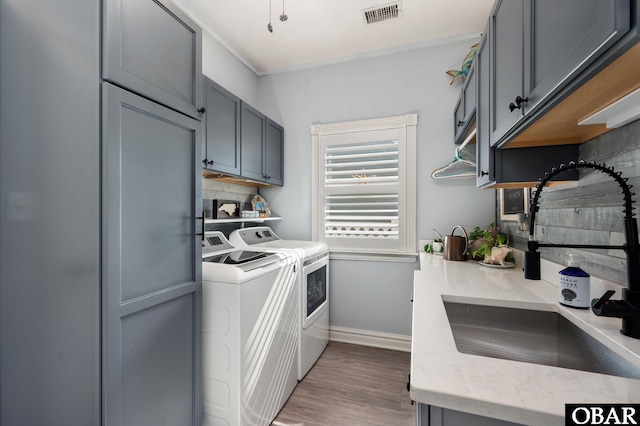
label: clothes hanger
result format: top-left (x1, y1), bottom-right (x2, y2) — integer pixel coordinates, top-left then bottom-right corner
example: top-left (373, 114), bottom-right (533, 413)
top-left (431, 129), bottom-right (477, 179)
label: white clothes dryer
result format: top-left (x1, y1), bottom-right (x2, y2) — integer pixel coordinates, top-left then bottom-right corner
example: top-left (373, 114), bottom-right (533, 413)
top-left (201, 232), bottom-right (298, 426)
top-left (229, 226), bottom-right (329, 380)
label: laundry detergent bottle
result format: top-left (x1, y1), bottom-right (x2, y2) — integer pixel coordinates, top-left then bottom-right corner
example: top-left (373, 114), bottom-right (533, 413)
top-left (559, 254), bottom-right (590, 309)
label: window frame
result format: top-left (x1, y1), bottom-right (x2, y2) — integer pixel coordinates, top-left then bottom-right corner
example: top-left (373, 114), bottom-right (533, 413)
top-left (311, 114), bottom-right (418, 261)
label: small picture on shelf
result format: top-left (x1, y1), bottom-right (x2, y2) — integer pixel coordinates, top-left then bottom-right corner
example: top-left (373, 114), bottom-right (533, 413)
top-left (212, 199), bottom-right (240, 219)
top-left (499, 188), bottom-right (529, 221)
top-left (252, 194), bottom-right (270, 218)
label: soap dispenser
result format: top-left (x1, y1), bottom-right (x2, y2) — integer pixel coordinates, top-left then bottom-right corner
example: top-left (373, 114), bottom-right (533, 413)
top-left (559, 254), bottom-right (590, 309)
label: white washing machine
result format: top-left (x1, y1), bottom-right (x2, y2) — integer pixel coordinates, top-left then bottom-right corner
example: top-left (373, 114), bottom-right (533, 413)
top-left (229, 226), bottom-right (329, 380)
top-left (201, 231), bottom-right (298, 426)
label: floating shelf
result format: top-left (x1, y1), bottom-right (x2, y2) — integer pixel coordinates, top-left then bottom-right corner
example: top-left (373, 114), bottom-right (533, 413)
top-left (204, 216), bottom-right (282, 225)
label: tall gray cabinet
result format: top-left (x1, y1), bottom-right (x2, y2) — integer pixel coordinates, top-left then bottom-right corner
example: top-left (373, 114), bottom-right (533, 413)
top-left (0, 0), bottom-right (203, 424)
top-left (1, 0), bottom-right (101, 425)
top-left (102, 84), bottom-right (202, 426)
top-left (102, 0), bottom-right (203, 424)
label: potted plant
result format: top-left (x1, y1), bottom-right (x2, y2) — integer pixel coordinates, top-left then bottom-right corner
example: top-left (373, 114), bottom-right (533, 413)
top-left (424, 238), bottom-right (444, 254)
top-left (469, 223), bottom-right (509, 261)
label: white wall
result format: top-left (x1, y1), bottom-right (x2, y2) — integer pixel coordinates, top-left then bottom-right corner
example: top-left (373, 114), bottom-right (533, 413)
top-left (201, 30), bottom-right (259, 106)
top-left (257, 39), bottom-right (496, 336)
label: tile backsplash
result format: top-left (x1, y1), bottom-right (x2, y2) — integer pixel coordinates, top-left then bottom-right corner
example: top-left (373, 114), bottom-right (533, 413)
top-left (498, 118), bottom-right (640, 286)
top-left (202, 177), bottom-right (257, 236)
top-left (202, 177), bottom-right (257, 212)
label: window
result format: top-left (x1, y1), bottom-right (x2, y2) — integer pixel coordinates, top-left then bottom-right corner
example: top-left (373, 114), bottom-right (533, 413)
top-left (311, 114), bottom-right (417, 260)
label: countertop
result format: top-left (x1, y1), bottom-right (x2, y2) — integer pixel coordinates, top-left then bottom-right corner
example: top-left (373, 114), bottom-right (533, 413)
top-left (410, 252), bottom-right (640, 426)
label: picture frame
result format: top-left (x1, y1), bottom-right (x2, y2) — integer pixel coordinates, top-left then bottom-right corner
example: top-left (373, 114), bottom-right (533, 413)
top-left (213, 199), bottom-right (240, 219)
top-left (499, 188), bottom-right (529, 221)
top-left (252, 194), bottom-right (270, 218)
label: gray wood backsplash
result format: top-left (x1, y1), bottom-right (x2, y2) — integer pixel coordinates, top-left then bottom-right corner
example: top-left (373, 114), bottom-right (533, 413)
top-left (498, 118), bottom-right (640, 286)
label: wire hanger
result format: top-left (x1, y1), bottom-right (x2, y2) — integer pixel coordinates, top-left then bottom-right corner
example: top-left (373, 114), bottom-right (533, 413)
top-left (431, 128), bottom-right (477, 179)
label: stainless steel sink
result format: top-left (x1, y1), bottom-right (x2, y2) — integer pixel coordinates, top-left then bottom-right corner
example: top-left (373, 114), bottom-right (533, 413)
top-left (443, 301), bottom-right (640, 380)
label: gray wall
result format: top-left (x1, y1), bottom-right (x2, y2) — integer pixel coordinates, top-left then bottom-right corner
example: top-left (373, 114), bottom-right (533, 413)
top-left (498, 118), bottom-right (640, 286)
top-left (257, 39), bottom-right (496, 336)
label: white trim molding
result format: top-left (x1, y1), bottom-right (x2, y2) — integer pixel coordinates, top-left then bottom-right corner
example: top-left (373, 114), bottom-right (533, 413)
top-left (329, 325), bottom-right (411, 352)
top-left (311, 114), bottom-right (418, 255)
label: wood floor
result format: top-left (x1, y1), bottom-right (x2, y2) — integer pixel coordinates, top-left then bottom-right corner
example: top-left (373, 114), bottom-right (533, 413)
top-left (272, 341), bottom-right (415, 426)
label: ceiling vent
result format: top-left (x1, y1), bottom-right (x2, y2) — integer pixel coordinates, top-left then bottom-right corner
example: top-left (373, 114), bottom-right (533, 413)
top-left (362, 1), bottom-right (403, 25)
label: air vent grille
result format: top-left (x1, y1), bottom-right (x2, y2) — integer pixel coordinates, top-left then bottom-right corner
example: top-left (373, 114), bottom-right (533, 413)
top-left (362, 2), bottom-right (402, 25)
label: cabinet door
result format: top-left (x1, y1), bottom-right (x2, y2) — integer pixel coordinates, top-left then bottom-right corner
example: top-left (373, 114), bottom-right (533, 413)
top-left (240, 102), bottom-right (266, 182)
top-left (103, 0), bottom-right (203, 119)
top-left (102, 83), bottom-right (202, 426)
top-left (455, 65), bottom-right (478, 144)
top-left (0, 0), bottom-right (101, 423)
top-left (523, 0), bottom-right (630, 114)
top-left (204, 79), bottom-right (241, 175)
top-left (476, 33), bottom-right (494, 187)
top-left (489, 0), bottom-right (524, 147)
top-left (453, 93), bottom-right (465, 142)
top-left (419, 404), bottom-right (522, 426)
top-left (264, 119), bottom-right (284, 186)
top-left (462, 64), bottom-right (477, 124)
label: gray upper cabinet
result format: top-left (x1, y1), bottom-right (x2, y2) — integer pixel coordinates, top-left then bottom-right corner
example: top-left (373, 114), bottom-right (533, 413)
top-left (489, 0), bottom-right (630, 148)
top-left (103, 0), bottom-right (203, 119)
top-left (265, 119), bottom-right (285, 186)
top-left (203, 81), bottom-right (285, 186)
top-left (523, 0), bottom-right (630, 116)
top-left (102, 82), bottom-right (202, 426)
top-left (476, 31), bottom-right (494, 187)
top-left (453, 64), bottom-right (477, 144)
top-left (477, 12), bottom-right (581, 188)
top-left (453, 95), bottom-right (465, 142)
top-left (241, 102), bottom-right (267, 182)
top-left (489, 0), bottom-right (524, 147)
top-left (204, 78), bottom-right (241, 175)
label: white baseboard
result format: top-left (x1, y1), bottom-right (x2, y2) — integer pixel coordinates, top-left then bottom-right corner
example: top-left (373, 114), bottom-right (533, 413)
top-left (329, 326), bottom-right (411, 352)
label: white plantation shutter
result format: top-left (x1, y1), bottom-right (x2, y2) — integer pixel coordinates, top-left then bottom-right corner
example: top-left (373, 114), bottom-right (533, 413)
top-left (312, 115), bottom-right (417, 257)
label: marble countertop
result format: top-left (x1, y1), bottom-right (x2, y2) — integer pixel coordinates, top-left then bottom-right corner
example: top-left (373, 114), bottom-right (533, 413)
top-left (410, 253), bottom-right (640, 426)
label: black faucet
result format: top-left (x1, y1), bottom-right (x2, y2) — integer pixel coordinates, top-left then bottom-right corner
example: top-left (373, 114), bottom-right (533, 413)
top-left (523, 160), bottom-right (640, 338)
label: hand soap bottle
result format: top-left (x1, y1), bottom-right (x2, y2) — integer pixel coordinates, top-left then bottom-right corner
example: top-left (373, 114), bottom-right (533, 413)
top-left (559, 254), bottom-right (590, 309)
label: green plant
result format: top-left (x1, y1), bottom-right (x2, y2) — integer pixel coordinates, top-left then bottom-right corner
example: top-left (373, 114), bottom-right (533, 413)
top-left (424, 238), bottom-right (444, 254)
top-left (470, 224), bottom-right (508, 260)
top-left (468, 226), bottom-right (485, 242)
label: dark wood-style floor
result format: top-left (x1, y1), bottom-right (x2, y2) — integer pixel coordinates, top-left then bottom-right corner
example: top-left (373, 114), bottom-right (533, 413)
top-left (272, 341), bottom-right (415, 426)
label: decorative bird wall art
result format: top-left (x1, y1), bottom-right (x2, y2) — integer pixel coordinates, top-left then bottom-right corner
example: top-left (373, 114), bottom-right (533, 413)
top-left (446, 42), bottom-right (479, 85)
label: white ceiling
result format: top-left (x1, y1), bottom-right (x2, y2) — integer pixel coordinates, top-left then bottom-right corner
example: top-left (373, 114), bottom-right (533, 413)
top-left (173, 0), bottom-right (495, 75)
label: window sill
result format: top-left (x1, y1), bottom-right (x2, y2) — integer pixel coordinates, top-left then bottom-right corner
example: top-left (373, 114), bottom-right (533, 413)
top-left (328, 251), bottom-right (419, 263)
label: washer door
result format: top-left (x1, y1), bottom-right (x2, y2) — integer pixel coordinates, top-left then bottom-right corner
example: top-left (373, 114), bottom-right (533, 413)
top-left (302, 255), bottom-right (329, 329)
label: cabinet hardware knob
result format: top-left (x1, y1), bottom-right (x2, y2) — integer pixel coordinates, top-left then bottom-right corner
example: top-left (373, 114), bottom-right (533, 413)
top-left (208, 160), bottom-right (214, 165)
top-left (457, 120), bottom-right (465, 127)
top-left (480, 171), bottom-right (489, 177)
top-left (202, 158), bottom-right (208, 165)
top-left (508, 95), bottom-right (528, 112)
top-left (198, 107), bottom-right (206, 114)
